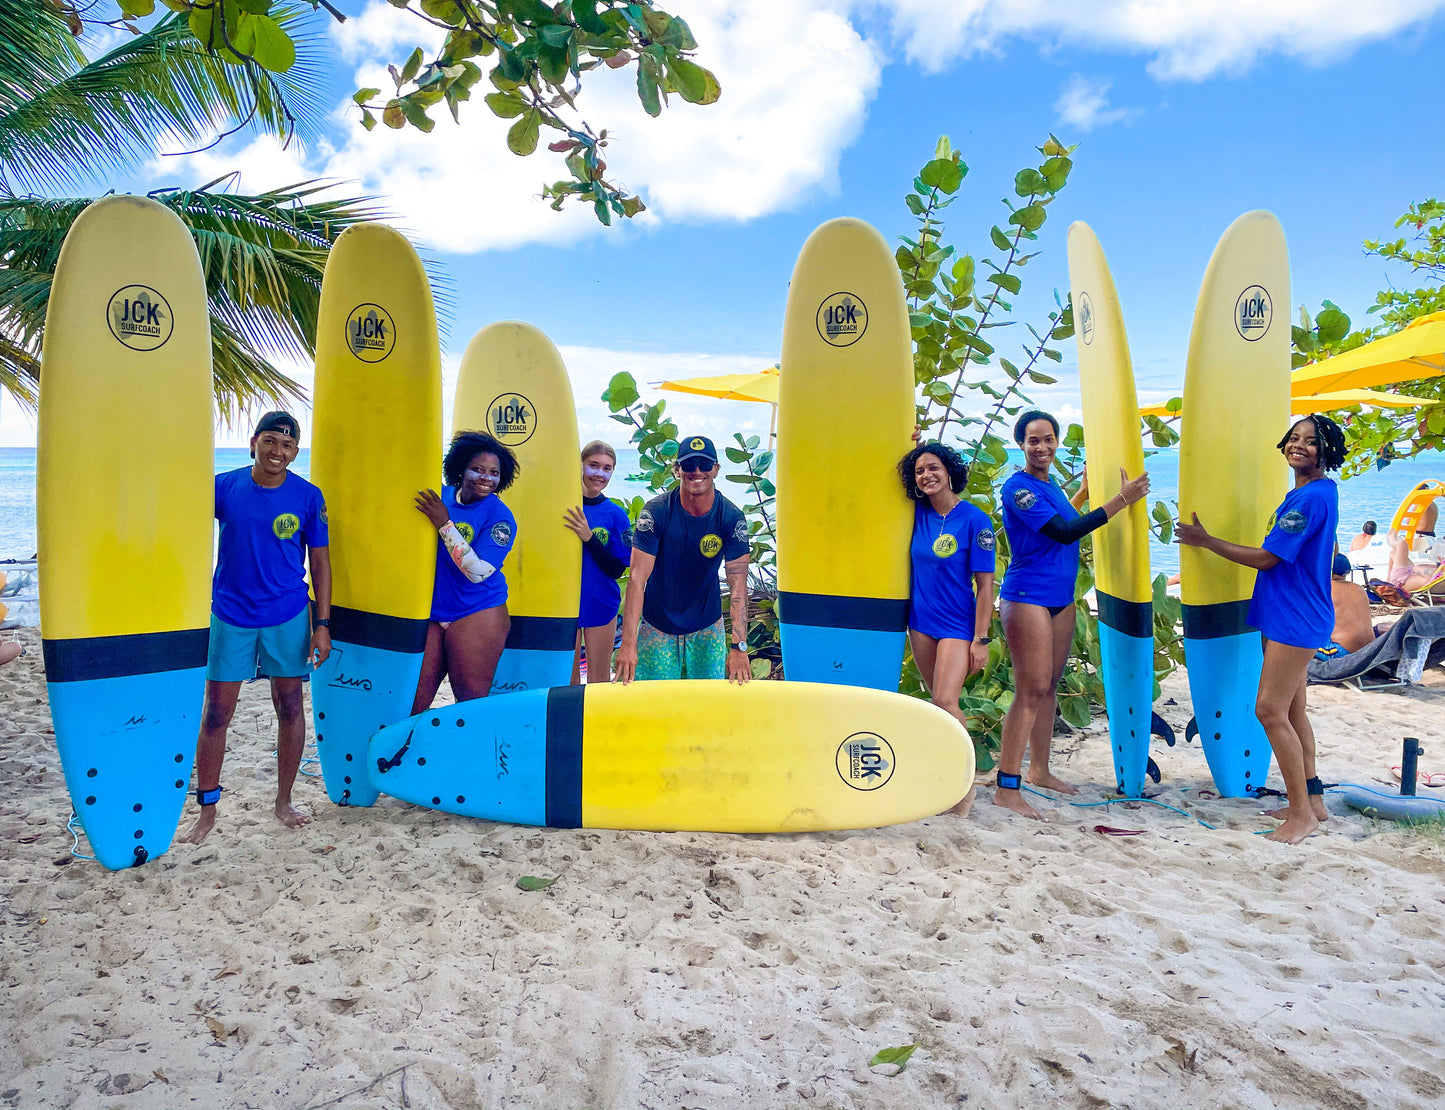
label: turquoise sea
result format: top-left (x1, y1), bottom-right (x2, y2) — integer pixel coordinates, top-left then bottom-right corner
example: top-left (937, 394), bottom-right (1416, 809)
top-left (2, 446), bottom-right (1442, 579)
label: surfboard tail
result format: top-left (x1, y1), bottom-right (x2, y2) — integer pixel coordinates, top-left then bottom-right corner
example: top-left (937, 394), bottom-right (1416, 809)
top-left (1182, 600), bottom-right (1272, 796)
top-left (777, 592), bottom-right (906, 690)
top-left (489, 616), bottom-right (577, 693)
top-left (1096, 593), bottom-right (1154, 797)
top-left (311, 608), bottom-right (428, 807)
top-left (44, 630), bottom-right (208, 870)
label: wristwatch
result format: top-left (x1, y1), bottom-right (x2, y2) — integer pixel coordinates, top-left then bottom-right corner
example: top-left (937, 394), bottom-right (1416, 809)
top-left (731, 640), bottom-right (748, 653)
top-left (314, 618), bottom-right (331, 629)
top-left (973, 636), bottom-right (990, 644)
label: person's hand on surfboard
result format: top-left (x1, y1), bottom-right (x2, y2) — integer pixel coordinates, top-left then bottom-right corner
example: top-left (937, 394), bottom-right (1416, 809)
top-left (563, 505), bottom-right (593, 541)
top-left (613, 642), bottom-right (638, 684)
top-left (1118, 467), bottom-right (1150, 505)
top-left (1175, 512), bottom-right (1210, 546)
top-left (414, 489), bottom-right (449, 530)
top-left (310, 624), bottom-right (332, 669)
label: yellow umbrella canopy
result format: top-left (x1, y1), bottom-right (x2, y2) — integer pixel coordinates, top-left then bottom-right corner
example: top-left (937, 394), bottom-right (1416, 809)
top-left (1141, 389), bottom-right (1439, 420)
top-left (1290, 310), bottom-right (1445, 395)
top-left (656, 366), bottom-right (780, 405)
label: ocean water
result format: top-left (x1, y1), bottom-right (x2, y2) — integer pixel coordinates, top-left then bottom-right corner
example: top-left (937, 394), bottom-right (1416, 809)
top-left (2, 446), bottom-right (1442, 578)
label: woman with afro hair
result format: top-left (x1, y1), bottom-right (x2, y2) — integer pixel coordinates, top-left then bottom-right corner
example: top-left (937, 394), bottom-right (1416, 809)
top-left (1176, 414), bottom-right (1346, 845)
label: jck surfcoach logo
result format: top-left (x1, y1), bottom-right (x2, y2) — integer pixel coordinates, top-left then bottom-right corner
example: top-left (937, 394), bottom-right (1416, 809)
top-left (346, 304), bottom-right (395, 362)
top-left (932, 534), bottom-right (958, 558)
top-left (1078, 291), bottom-right (1095, 346)
top-left (1234, 285), bottom-right (1272, 342)
top-left (488, 393), bottom-right (537, 447)
top-left (836, 732), bottom-right (895, 791)
top-left (272, 513), bottom-right (301, 540)
top-left (699, 533), bottom-right (723, 558)
top-left (816, 292), bottom-right (868, 348)
top-left (107, 286), bottom-right (173, 351)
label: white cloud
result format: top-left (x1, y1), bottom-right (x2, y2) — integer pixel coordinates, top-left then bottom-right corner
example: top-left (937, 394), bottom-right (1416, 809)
top-left (872, 0), bottom-right (1444, 80)
top-left (1054, 75), bottom-right (1137, 131)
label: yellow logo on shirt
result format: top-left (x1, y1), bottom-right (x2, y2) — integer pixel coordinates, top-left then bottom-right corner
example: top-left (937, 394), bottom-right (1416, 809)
top-left (932, 534), bottom-right (959, 558)
top-left (592, 526), bottom-right (609, 545)
top-left (272, 513), bottom-right (300, 540)
top-left (457, 522), bottom-right (475, 544)
top-left (700, 533), bottom-right (723, 558)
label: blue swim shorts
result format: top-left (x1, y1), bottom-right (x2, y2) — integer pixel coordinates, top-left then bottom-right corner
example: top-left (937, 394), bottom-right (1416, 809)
top-left (207, 605), bottom-right (312, 682)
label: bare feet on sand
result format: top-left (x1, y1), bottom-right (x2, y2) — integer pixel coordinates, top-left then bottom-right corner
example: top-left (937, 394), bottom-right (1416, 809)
top-left (1265, 799), bottom-right (1329, 823)
top-left (179, 808), bottom-right (216, 845)
top-left (275, 801), bottom-right (310, 829)
top-left (1025, 770), bottom-right (1079, 796)
top-left (1265, 810), bottom-right (1321, 844)
top-left (946, 784), bottom-right (977, 818)
top-left (992, 787), bottom-right (1044, 821)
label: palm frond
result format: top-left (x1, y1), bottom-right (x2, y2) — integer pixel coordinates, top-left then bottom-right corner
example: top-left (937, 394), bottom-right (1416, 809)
top-left (0, 4), bottom-right (329, 194)
top-left (0, 182), bottom-right (390, 415)
top-left (0, 0), bottom-right (85, 114)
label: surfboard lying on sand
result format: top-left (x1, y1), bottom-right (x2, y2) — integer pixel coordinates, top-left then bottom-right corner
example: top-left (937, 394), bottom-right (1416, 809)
top-left (452, 323), bottom-right (581, 695)
top-left (1337, 783), bottom-right (1445, 824)
top-left (39, 196), bottom-right (213, 869)
top-left (1069, 222), bottom-right (1155, 797)
top-left (776, 218), bottom-right (914, 689)
top-left (310, 223), bottom-right (442, 808)
top-left (1179, 212), bottom-right (1290, 797)
top-left (367, 680), bottom-right (973, 832)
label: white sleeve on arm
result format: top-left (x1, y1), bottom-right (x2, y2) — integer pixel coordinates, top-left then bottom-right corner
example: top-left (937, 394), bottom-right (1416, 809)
top-left (439, 521), bottom-right (497, 584)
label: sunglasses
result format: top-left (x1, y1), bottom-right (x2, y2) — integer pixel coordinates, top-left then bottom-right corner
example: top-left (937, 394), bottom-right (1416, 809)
top-left (678, 457), bottom-right (713, 473)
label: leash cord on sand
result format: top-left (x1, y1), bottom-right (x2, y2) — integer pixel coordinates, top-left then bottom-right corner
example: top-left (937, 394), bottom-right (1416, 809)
top-left (1022, 786), bottom-right (1217, 830)
top-left (66, 810), bottom-right (96, 861)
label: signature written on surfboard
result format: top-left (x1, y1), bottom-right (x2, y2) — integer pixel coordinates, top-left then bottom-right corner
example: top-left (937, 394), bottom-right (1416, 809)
top-left (495, 737), bottom-right (510, 780)
top-left (328, 671), bottom-right (373, 692)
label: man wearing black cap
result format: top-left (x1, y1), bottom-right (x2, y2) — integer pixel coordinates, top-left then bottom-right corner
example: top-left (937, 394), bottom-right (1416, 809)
top-left (181, 411), bottom-right (331, 845)
top-left (615, 435), bottom-right (752, 683)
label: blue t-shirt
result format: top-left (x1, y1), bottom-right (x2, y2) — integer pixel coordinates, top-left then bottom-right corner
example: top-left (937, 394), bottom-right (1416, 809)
top-left (1248, 478), bottom-right (1339, 649)
top-left (430, 486), bottom-right (515, 623)
top-left (213, 467), bottom-right (328, 628)
top-left (580, 494), bottom-right (633, 628)
top-left (999, 470), bottom-right (1080, 608)
top-left (633, 488), bottom-right (749, 635)
top-left (908, 500), bottom-right (997, 641)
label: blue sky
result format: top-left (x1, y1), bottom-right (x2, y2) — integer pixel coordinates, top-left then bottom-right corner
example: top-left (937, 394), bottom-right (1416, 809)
top-left (3, 0), bottom-right (1442, 447)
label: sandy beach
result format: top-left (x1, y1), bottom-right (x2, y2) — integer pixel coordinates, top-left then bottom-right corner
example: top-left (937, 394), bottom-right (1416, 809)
top-left (1, 624), bottom-right (1443, 1109)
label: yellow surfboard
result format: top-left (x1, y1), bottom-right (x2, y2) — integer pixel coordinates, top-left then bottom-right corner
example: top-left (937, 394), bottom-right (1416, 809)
top-left (1178, 211), bottom-right (1290, 797)
top-left (369, 679), bottom-right (974, 832)
top-left (453, 322), bottom-right (581, 692)
top-left (309, 223), bottom-right (442, 807)
top-left (776, 218), bottom-right (914, 688)
top-left (38, 195), bottom-right (213, 869)
top-left (1068, 222), bottom-right (1155, 797)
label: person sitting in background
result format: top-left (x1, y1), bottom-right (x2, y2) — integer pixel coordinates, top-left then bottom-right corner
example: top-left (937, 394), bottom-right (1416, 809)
top-left (0, 640), bottom-right (19, 666)
top-left (1348, 520), bottom-right (1377, 552)
top-left (1329, 553), bottom-right (1375, 653)
top-left (1379, 536), bottom-right (1445, 602)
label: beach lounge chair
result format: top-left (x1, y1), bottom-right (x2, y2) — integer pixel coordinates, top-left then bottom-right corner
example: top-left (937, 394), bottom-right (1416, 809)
top-left (1307, 608), bottom-right (1445, 690)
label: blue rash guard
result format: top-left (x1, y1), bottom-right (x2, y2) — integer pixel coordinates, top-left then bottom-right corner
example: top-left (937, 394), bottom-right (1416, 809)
top-left (430, 485), bottom-right (516, 623)
top-left (1248, 478), bottom-right (1339, 649)
top-left (999, 470), bottom-right (1080, 608)
top-left (579, 493), bottom-right (633, 628)
top-left (908, 499), bottom-right (997, 641)
top-left (213, 467), bottom-right (328, 628)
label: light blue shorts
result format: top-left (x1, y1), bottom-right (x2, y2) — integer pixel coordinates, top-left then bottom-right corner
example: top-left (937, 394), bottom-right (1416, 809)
top-left (207, 606), bottom-right (312, 682)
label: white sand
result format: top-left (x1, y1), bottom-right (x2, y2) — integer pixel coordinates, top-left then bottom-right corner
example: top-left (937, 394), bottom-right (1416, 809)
top-left (1, 623), bottom-right (1443, 1109)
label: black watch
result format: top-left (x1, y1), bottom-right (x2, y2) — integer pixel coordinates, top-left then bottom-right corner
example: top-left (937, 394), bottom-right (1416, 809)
top-left (314, 618), bottom-right (331, 629)
top-left (974, 636), bottom-right (990, 644)
top-left (731, 640), bottom-right (748, 653)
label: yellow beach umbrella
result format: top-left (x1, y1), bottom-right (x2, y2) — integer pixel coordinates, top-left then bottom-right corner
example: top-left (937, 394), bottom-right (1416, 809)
top-left (1142, 389), bottom-right (1439, 420)
top-left (656, 365), bottom-right (780, 438)
top-left (1290, 310), bottom-right (1445, 395)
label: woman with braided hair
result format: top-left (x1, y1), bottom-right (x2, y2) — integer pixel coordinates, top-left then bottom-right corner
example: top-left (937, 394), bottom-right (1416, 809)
top-left (1176, 414), bottom-right (1347, 845)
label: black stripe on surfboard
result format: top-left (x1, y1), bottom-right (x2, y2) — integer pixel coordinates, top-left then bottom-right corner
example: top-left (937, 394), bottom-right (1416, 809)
top-left (43, 627), bottom-right (209, 683)
top-left (328, 606), bottom-right (428, 654)
top-left (506, 616), bottom-right (577, 652)
top-left (545, 685), bottom-right (584, 828)
top-left (1181, 599), bottom-right (1256, 640)
top-left (1096, 592), bottom-right (1152, 639)
top-left (776, 591), bottom-right (909, 633)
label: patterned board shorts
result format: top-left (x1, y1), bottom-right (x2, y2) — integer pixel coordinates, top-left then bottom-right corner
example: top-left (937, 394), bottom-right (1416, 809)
top-left (635, 617), bottom-right (727, 681)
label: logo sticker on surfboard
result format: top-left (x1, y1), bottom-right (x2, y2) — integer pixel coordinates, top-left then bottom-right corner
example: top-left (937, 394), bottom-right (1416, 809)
top-left (1078, 291), bottom-right (1095, 346)
top-left (346, 304), bottom-right (395, 362)
top-left (107, 285), bottom-right (173, 351)
top-left (836, 732), bottom-right (895, 791)
top-left (1234, 285), bottom-right (1272, 342)
top-left (816, 292), bottom-right (868, 347)
top-left (488, 393), bottom-right (536, 447)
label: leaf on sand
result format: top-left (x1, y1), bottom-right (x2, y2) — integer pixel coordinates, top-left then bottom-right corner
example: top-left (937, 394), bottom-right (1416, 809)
top-left (204, 1017), bottom-right (231, 1044)
top-left (212, 966), bottom-right (243, 980)
top-left (869, 1043), bottom-right (918, 1073)
top-left (516, 875), bottom-right (557, 891)
top-left (327, 997), bottom-right (359, 1013)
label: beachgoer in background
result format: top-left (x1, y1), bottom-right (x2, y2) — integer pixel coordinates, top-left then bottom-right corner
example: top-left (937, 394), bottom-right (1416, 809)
top-left (1382, 536), bottom-right (1445, 600)
top-left (1177, 414), bottom-right (1345, 845)
top-left (899, 440), bottom-right (996, 818)
top-left (0, 640), bottom-right (19, 666)
top-left (1348, 520), bottom-right (1377, 552)
top-left (182, 411), bottom-right (331, 846)
top-left (412, 431), bottom-right (518, 712)
top-left (1418, 498), bottom-right (1438, 544)
top-left (1329, 553), bottom-right (1374, 653)
top-left (995, 410), bottom-right (1150, 820)
top-left (614, 435), bottom-right (751, 684)
top-left (565, 440), bottom-right (632, 683)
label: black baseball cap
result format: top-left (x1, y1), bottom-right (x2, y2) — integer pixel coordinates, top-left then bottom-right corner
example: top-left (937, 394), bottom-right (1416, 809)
top-left (253, 410), bottom-right (301, 442)
top-left (677, 435), bottom-right (717, 464)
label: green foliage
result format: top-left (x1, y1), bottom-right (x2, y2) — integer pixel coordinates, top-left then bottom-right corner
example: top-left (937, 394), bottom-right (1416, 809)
top-left (869, 1043), bottom-right (919, 1071)
top-left (515, 875), bottom-right (557, 891)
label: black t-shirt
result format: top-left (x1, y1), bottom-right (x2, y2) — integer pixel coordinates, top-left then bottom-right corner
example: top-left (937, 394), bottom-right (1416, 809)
top-left (633, 488), bottom-right (749, 635)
